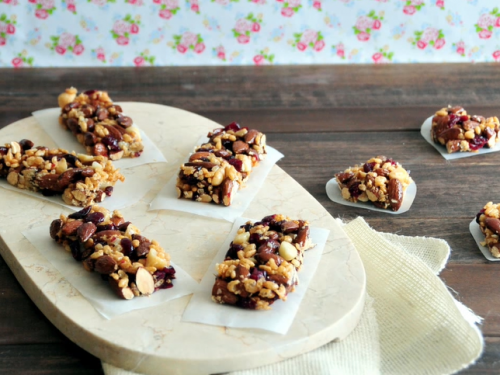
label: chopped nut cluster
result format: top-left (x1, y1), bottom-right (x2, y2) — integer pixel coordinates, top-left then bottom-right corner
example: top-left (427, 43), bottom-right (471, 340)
top-left (212, 214), bottom-right (314, 310)
top-left (431, 106), bottom-right (500, 153)
top-left (476, 202), bottom-right (500, 258)
top-left (335, 155), bottom-right (412, 211)
top-left (50, 205), bottom-right (176, 300)
top-left (58, 87), bottom-right (144, 160)
top-left (0, 139), bottom-right (124, 207)
top-left (176, 121), bottom-right (267, 206)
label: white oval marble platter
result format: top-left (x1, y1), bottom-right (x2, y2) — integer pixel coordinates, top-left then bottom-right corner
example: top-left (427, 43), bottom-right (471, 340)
top-left (0, 103), bottom-right (366, 375)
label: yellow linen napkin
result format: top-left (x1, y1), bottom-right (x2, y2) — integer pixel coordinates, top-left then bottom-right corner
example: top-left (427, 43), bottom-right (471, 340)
top-left (102, 217), bottom-right (483, 375)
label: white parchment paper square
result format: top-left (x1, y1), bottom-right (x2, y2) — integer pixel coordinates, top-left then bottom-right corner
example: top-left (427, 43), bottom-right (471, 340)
top-left (182, 217), bottom-right (330, 335)
top-left (0, 165), bottom-right (156, 212)
top-left (23, 224), bottom-right (199, 319)
top-left (32, 108), bottom-right (167, 169)
top-left (469, 219), bottom-right (500, 262)
top-left (420, 116), bottom-right (500, 160)
top-left (325, 178), bottom-right (417, 214)
top-left (149, 147), bottom-right (284, 222)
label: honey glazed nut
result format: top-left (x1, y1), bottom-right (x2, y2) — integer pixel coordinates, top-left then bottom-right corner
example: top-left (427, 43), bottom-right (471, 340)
top-left (49, 205), bottom-right (176, 299)
top-left (176, 121), bottom-right (267, 207)
top-left (334, 155), bottom-right (412, 212)
top-left (431, 105), bottom-right (500, 153)
top-left (211, 214), bottom-right (314, 310)
top-left (57, 87), bottom-right (144, 160)
top-left (476, 202), bottom-right (500, 258)
top-left (0, 139), bottom-right (124, 207)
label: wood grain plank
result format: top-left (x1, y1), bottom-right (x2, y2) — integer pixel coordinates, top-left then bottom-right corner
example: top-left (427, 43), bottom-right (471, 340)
top-left (441, 265), bottom-right (500, 337)
top-left (0, 255), bottom-right (67, 345)
top-left (2, 64), bottom-right (500, 132)
top-left (0, 343), bottom-right (103, 375)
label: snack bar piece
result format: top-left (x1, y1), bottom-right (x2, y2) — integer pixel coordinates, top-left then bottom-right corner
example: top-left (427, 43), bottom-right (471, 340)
top-left (195, 122), bottom-right (267, 180)
top-left (476, 202), bottom-right (500, 258)
top-left (212, 214), bottom-right (314, 310)
top-left (335, 155), bottom-right (412, 212)
top-left (176, 153), bottom-right (241, 206)
top-left (431, 106), bottom-right (500, 153)
top-left (50, 205), bottom-right (176, 299)
top-left (58, 87), bottom-right (144, 160)
top-left (0, 139), bottom-right (124, 207)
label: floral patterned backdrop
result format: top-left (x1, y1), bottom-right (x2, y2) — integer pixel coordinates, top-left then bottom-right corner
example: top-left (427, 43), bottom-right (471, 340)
top-left (0, 0), bottom-right (500, 67)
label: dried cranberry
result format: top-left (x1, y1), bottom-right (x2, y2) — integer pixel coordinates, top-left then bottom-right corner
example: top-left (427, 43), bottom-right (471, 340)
top-left (460, 115), bottom-right (469, 122)
top-left (0, 147), bottom-right (7, 156)
top-left (262, 215), bottom-right (277, 224)
top-left (163, 266), bottom-right (176, 278)
top-left (224, 122), bottom-right (241, 132)
top-left (448, 114), bottom-right (460, 128)
top-left (118, 221), bottom-right (131, 231)
top-left (476, 209), bottom-right (486, 224)
top-left (237, 298), bottom-right (257, 310)
top-left (70, 241), bottom-right (83, 261)
top-left (102, 136), bottom-right (120, 152)
top-left (84, 212), bottom-right (105, 225)
top-left (69, 206), bottom-right (92, 219)
top-left (222, 140), bottom-right (232, 150)
top-left (363, 162), bottom-right (376, 173)
top-left (19, 139), bottom-right (34, 150)
top-left (469, 135), bottom-right (488, 151)
top-left (64, 154), bottom-right (78, 166)
top-left (84, 89), bottom-right (97, 96)
top-left (104, 186), bottom-right (113, 196)
top-left (225, 244), bottom-right (244, 260)
top-left (96, 224), bottom-right (117, 232)
top-left (120, 238), bottom-right (133, 256)
top-left (385, 158), bottom-right (397, 166)
top-left (348, 181), bottom-right (361, 199)
top-left (248, 267), bottom-right (267, 281)
top-left (249, 233), bottom-right (262, 244)
top-left (228, 158), bottom-right (243, 172)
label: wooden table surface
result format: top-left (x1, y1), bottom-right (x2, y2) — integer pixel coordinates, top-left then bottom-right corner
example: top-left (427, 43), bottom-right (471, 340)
top-left (0, 65), bottom-right (499, 374)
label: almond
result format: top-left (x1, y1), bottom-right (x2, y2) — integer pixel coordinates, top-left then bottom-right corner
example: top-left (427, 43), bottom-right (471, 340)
top-left (387, 179), bottom-right (403, 212)
top-left (61, 220), bottom-right (83, 236)
top-left (77, 222), bottom-right (97, 242)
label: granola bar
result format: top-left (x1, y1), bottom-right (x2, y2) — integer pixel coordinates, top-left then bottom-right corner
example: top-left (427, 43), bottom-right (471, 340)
top-left (476, 202), bottom-right (500, 258)
top-left (58, 87), bottom-right (143, 160)
top-left (0, 139), bottom-right (124, 207)
top-left (212, 214), bottom-right (313, 310)
top-left (176, 153), bottom-right (241, 206)
top-left (50, 205), bottom-right (176, 299)
top-left (431, 106), bottom-right (500, 153)
top-left (195, 122), bottom-right (267, 180)
top-left (335, 155), bottom-right (412, 211)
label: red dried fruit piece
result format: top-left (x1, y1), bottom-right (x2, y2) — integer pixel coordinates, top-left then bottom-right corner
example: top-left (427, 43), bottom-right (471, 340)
top-left (224, 122), bottom-right (241, 132)
top-left (50, 219), bottom-right (63, 239)
top-left (227, 158), bottom-right (243, 172)
top-left (19, 139), bottom-right (34, 150)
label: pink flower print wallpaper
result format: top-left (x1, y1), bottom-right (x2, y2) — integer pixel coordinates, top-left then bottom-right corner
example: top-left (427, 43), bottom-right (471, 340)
top-left (0, 0), bottom-right (499, 67)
